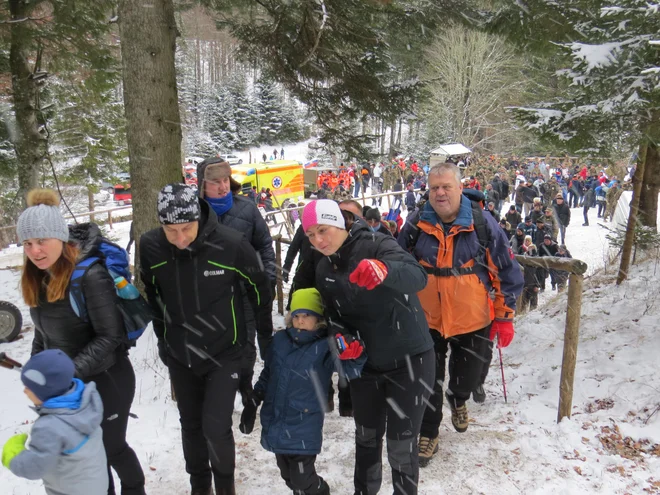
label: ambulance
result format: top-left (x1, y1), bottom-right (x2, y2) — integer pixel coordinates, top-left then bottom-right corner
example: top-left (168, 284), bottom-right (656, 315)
top-left (231, 160), bottom-right (304, 204)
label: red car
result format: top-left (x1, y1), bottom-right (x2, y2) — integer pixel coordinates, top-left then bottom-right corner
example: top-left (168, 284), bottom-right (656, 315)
top-left (113, 184), bottom-right (132, 205)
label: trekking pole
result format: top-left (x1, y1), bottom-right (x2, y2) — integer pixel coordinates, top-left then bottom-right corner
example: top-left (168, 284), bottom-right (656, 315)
top-left (498, 346), bottom-right (507, 403)
top-left (0, 352), bottom-right (23, 372)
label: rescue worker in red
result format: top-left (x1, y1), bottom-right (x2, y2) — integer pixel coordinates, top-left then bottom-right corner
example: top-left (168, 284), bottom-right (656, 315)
top-left (398, 162), bottom-right (523, 467)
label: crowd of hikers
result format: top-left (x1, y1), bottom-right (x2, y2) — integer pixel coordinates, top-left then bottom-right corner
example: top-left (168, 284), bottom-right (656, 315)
top-left (2, 152), bottom-right (629, 495)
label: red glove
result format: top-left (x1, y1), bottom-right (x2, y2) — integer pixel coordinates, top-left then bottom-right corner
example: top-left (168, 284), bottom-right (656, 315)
top-left (349, 259), bottom-right (388, 290)
top-left (489, 320), bottom-right (514, 348)
top-left (335, 334), bottom-right (364, 360)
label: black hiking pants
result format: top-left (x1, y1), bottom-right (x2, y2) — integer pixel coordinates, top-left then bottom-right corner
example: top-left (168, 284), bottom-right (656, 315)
top-left (420, 326), bottom-right (491, 440)
top-left (275, 454), bottom-right (328, 494)
top-left (88, 353), bottom-right (146, 495)
top-left (168, 355), bottom-right (241, 493)
top-left (351, 348), bottom-right (434, 495)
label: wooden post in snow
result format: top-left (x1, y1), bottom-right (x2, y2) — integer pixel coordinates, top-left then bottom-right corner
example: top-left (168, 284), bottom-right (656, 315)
top-left (513, 255), bottom-right (587, 423)
top-left (557, 272), bottom-right (584, 422)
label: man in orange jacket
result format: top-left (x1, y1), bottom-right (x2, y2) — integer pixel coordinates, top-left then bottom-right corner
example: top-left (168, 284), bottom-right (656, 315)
top-left (398, 162), bottom-right (523, 467)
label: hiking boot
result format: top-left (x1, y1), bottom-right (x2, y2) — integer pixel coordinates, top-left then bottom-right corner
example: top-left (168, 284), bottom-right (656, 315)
top-left (418, 436), bottom-right (439, 467)
top-left (583, 222), bottom-right (589, 226)
top-left (191, 488), bottom-right (213, 495)
top-left (445, 394), bottom-right (469, 433)
top-left (472, 384), bottom-right (486, 404)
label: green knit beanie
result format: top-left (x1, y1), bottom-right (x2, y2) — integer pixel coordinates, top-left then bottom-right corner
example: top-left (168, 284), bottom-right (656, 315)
top-left (290, 288), bottom-right (324, 318)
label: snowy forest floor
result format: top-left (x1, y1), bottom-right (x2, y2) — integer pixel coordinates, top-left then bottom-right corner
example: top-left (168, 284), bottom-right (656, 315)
top-left (1, 200), bottom-right (660, 494)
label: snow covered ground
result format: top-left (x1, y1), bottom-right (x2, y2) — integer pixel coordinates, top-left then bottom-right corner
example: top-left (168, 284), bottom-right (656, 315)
top-left (1, 201), bottom-right (659, 494)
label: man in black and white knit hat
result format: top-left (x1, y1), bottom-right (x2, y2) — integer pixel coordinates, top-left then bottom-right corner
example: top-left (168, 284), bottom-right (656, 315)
top-left (139, 182), bottom-right (272, 495)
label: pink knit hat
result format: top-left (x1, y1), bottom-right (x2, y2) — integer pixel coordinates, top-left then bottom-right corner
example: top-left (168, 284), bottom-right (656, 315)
top-left (302, 200), bottom-right (345, 232)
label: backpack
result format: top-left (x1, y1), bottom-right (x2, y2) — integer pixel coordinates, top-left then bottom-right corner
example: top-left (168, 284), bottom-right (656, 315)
top-left (69, 240), bottom-right (153, 347)
top-left (405, 191), bottom-right (491, 278)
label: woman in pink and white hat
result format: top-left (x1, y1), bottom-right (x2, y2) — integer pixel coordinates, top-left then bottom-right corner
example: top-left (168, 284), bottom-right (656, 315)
top-left (300, 199), bottom-right (434, 495)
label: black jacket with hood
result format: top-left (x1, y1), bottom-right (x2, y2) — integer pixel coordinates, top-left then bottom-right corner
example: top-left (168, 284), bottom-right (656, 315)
top-left (139, 201), bottom-right (272, 370)
top-left (197, 157), bottom-right (276, 282)
top-left (30, 223), bottom-right (127, 379)
top-left (314, 221), bottom-right (433, 372)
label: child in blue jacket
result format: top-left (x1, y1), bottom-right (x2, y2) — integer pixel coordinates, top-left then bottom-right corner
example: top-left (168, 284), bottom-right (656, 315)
top-left (240, 288), bottom-right (366, 495)
top-left (1, 349), bottom-right (108, 495)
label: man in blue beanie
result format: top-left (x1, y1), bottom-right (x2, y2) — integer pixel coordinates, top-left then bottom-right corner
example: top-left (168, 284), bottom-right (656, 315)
top-left (1, 349), bottom-right (108, 495)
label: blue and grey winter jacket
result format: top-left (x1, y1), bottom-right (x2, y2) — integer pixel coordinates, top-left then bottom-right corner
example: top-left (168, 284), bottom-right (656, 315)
top-left (9, 380), bottom-right (108, 495)
top-left (255, 326), bottom-right (366, 455)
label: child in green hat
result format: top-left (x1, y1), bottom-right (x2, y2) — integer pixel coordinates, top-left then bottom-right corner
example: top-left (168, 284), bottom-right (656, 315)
top-left (239, 287), bottom-right (366, 494)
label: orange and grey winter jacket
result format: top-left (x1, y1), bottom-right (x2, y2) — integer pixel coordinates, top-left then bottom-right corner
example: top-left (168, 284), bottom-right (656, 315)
top-left (398, 196), bottom-right (523, 338)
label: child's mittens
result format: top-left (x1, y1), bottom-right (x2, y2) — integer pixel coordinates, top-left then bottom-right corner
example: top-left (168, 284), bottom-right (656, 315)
top-left (239, 392), bottom-right (262, 435)
top-left (336, 333), bottom-right (364, 360)
top-left (2, 433), bottom-right (27, 469)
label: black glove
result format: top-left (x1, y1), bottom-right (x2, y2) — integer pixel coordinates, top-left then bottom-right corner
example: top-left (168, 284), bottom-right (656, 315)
top-left (157, 341), bottom-right (168, 366)
top-left (282, 267), bottom-right (290, 283)
top-left (239, 391), bottom-right (262, 434)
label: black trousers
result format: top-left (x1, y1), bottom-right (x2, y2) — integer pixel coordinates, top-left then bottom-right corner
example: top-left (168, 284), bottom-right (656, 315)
top-left (583, 206), bottom-right (590, 225)
top-left (597, 201), bottom-right (605, 217)
top-left (168, 355), bottom-right (241, 492)
top-left (88, 353), bottom-right (145, 495)
top-left (520, 286), bottom-right (539, 312)
top-left (351, 348), bottom-right (434, 495)
top-left (275, 454), bottom-right (326, 494)
top-left (420, 327), bottom-right (491, 440)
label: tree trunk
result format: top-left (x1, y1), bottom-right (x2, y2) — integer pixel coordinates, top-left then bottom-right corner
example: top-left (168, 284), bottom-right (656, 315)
top-left (617, 142), bottom-right (647, 285)
top-left (118, 0), bottom-right (183, 282)
top-left (9, 0), bottom-right (48, 205)
top-left (388, 118), bottom-right (396, 160)
top-left (638, 139), bottom-right (660, 229)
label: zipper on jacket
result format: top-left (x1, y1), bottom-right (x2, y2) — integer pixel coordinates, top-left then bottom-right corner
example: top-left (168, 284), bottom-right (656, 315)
top-left (193, 256), bottom-right (201, 312)
top-left (174, 258), bottom-right (191, 367)
top-left (230, 295), bottom-right (237, 344)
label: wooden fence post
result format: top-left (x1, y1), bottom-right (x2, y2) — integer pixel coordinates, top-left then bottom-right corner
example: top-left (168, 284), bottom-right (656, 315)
top-left (275, 237), bottom-right (284, 315)
top-left (557, 272), bottom-right (584, 422)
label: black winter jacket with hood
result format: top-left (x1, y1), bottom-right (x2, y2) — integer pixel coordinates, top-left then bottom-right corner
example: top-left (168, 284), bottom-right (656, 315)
top-left (197, 158), bottom-right (276, 282)
top-left (139, 201), bottom-right (272, 370)
top-left (314, 221), bottom-right (433, 372)
top-left (30, 223), bottom-right (127, 379)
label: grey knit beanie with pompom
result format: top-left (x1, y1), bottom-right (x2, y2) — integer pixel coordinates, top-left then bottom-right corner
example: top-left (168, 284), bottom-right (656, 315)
top-left (16, 189), bottom-right (69, 243)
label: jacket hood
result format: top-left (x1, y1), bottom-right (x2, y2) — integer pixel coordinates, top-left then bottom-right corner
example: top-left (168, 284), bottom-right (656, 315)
top-left (419, 194), bottom-right (474, 228)
top-left (284, 325), bottom-right (328, 344)
top-left (69, 223), bottom-right (103, 261)
top-left (37, 380), bottom-right (103, 436)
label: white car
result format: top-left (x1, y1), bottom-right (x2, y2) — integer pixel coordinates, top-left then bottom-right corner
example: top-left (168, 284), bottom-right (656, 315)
top-left (218, 154), bottom-right (243, 165)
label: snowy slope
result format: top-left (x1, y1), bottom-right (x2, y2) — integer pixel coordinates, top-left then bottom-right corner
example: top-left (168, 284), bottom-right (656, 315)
top-left (1, 207), bottom-right (659, 494)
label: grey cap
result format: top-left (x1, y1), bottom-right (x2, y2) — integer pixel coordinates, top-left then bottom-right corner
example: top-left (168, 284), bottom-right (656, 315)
top-left (157, 183), bottom-right (201, 225)
top-left (17, 203), bottom-right (69, 244)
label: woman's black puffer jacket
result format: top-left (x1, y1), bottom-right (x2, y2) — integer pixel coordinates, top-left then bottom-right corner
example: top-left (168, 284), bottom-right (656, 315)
top-left (315, 221), bottom-right (433, 372)
top-left (30, 223), bottom-right (126, 379)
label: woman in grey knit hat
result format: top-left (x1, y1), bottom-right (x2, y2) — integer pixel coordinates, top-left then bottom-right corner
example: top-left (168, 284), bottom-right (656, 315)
top-left (18, 189), bottom-right (147, 495)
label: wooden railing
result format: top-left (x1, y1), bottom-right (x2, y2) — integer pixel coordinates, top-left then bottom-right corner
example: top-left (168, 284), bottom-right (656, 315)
top-left (0, 205), bottom-right (133, 248)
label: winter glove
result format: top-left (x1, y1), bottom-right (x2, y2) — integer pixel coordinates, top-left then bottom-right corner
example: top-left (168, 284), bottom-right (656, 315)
top-left (157, 341), bottom-right (168, 366)
top-left (335, 334), bottom-right (364, 360)
top-left (349, 259), bottom-right (388, 290)
top-left (239, 391), bottom-right (262, 435)
top-left (489, 320), bottom-right (515, 348)
top-left (282, 267), bottom-right (291, 284)
top-left (2, 433), bottom-right (27, 469)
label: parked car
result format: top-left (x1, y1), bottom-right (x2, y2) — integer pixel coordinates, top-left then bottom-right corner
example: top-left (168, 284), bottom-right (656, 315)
top-left (114, 183), bottom-right (132, 205)
top-left (218, 153), bottom-right (243, 165)
top-left (101, 172), bottom-right (131, 193)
